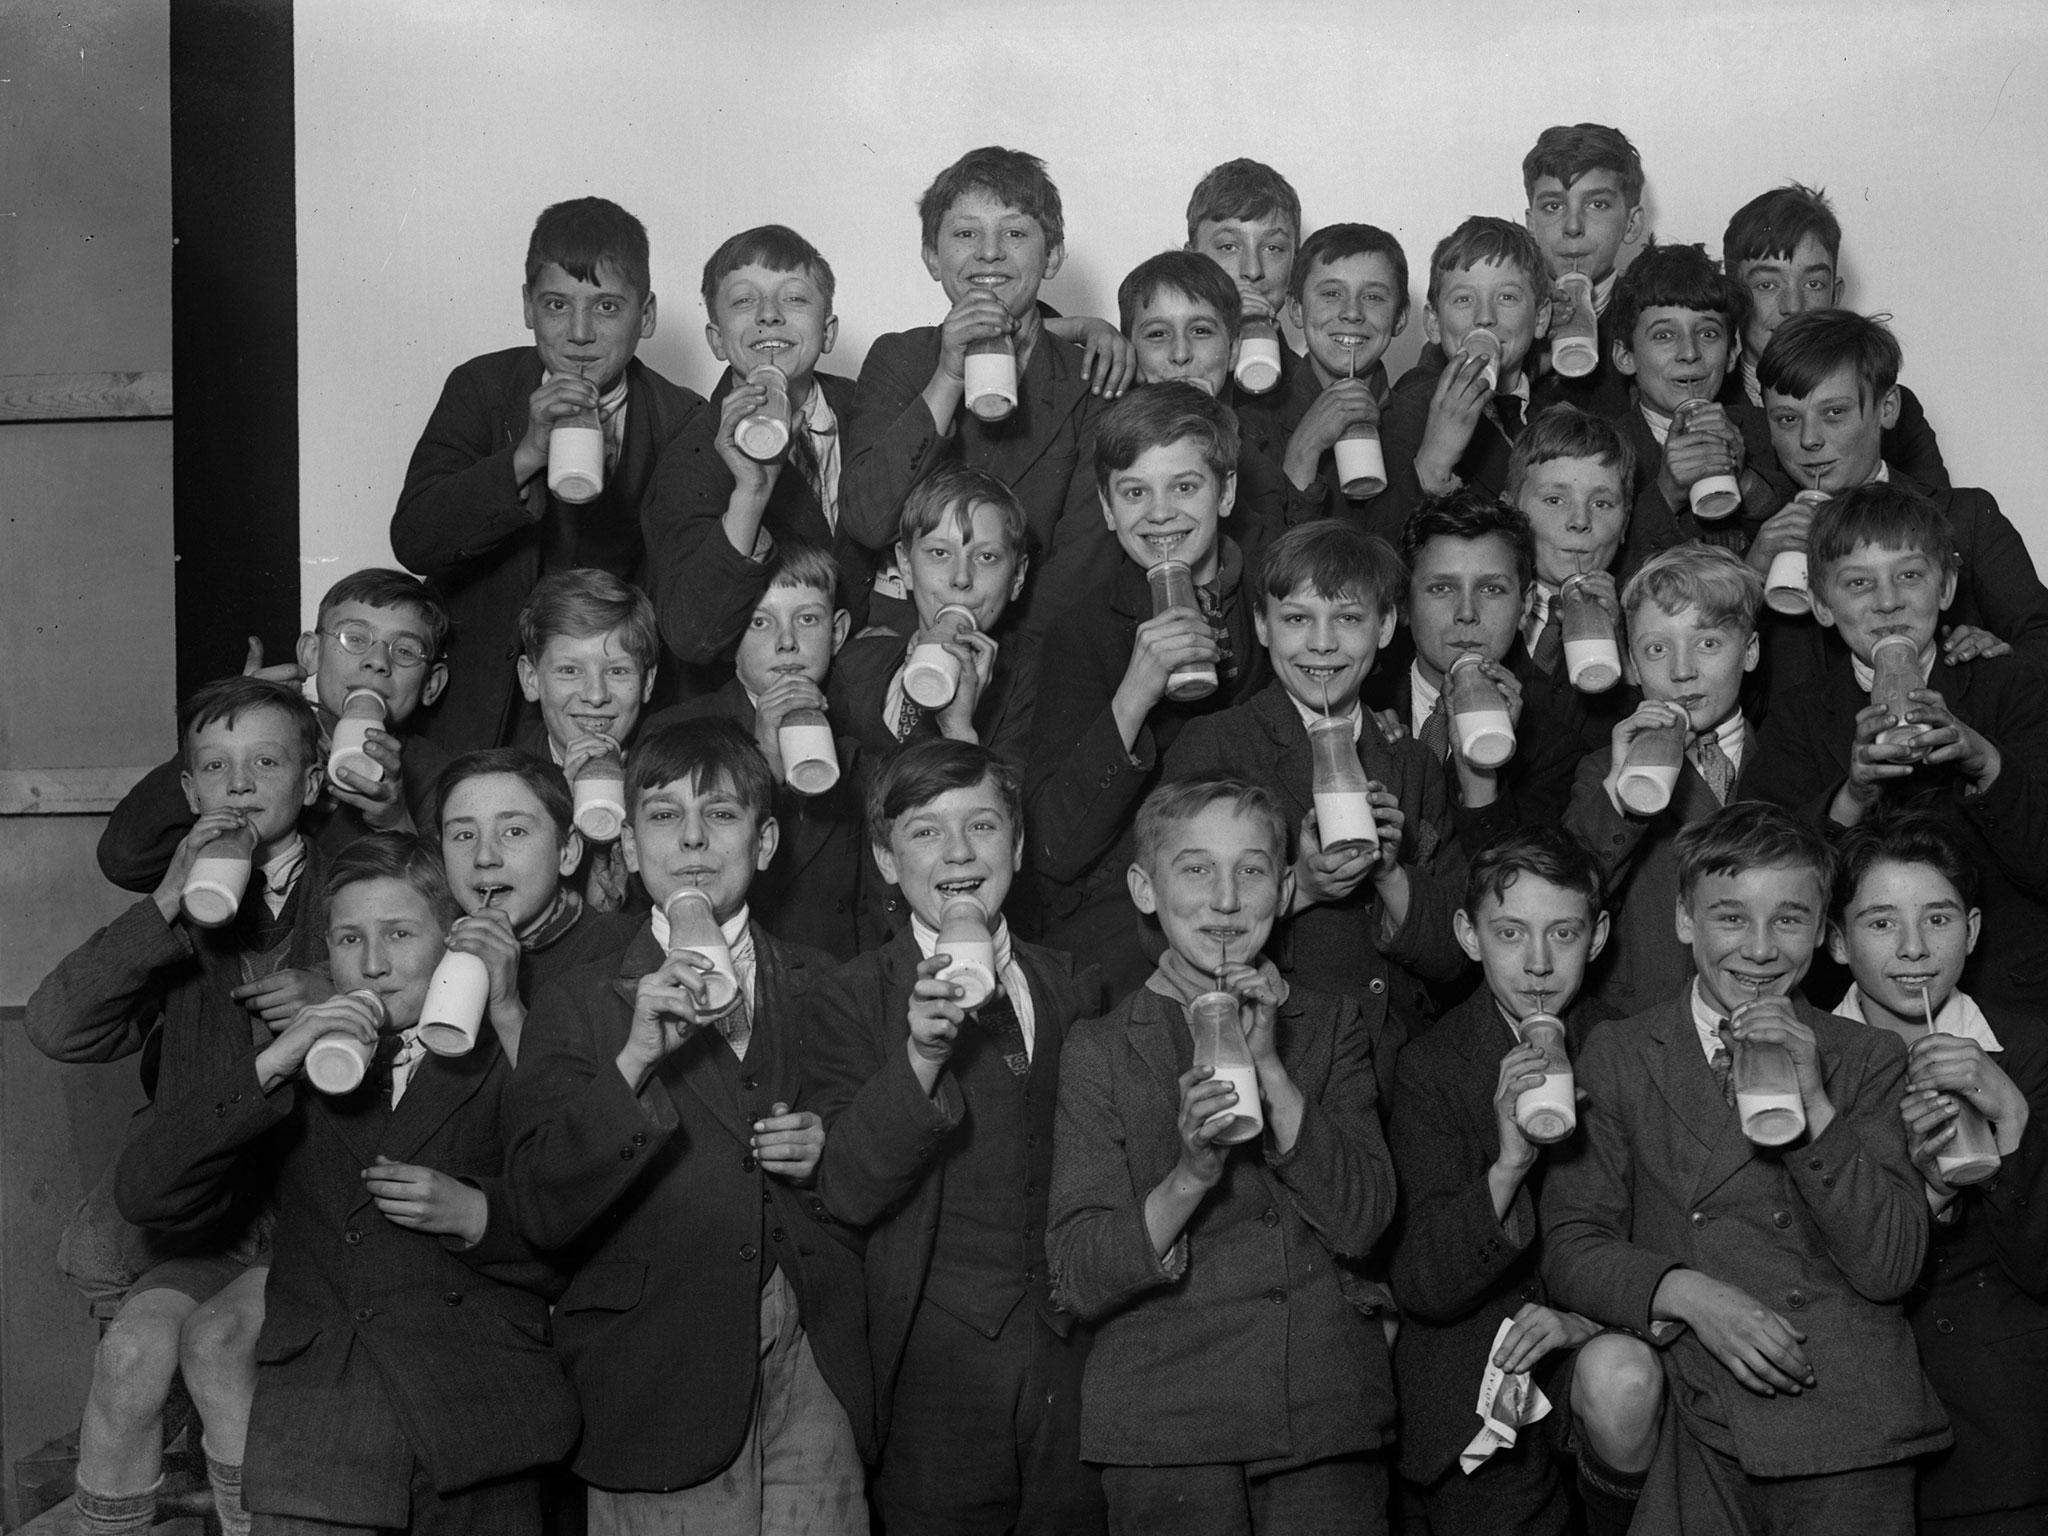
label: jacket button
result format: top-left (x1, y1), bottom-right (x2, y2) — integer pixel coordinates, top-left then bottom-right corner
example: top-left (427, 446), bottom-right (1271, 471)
top-left (743, 1077), bottom-right (759, 1091)
top-left (344, 1229), bottom-right (363, 1245)
top-left (631, 1132), bottom-right (648, 1147)
top-left (763, 1189), bottom-right (774, 1205)
top-left (215, 1104), bottom-right (228, 1118)
top-left (1935, 1318), bottom-right (1955, 1334)
top-left (1771, 1210), bottom-right (1792, 1229)
top-left (443, 1291), bottom-right (463, 1306)
top-left (620, 1147), bottom-right (635, 1160)
top-left (1262, 1207), bottom-right (1280, 1228)
top-left (1368, 978), bottom-right (1385, 995)
top-left (771, 1228), bottom-right (786, 1244)
top-left (353, 1307), bottom-right (375, 1323)
top-left (1025, 1268), bottom-right (1037, 1284)
top-left (1690, 1211), bottom-right (1708, 1228)
top-left (1266, 1287), bottom-right (1285, 1304)
top-left (1522, 1285), bottom-right (1538, 1302)
top-left (1820, 1174), bottom-right (1836, 1189)
top-left (228, 1091), bottom-right (242, 1104)
top-left (742, 1155), bottom-right (758, 1173)
top-left (1786, 1291), bottom-right (1806, 1310)
top-left (739, 1243), bottom-right (758, 1261)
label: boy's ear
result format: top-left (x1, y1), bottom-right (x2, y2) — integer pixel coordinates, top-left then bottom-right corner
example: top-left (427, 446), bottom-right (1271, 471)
top-left (704, 321), bottom-right (731, 365)
top-left (1742, 631), bottom-right (1761, 674)
top-left (1041, 242), bottom-right (1066, 283)
top-left (753, 813), bottom-right (780, 874)
top-left (1673, 894), bottom-right (1696, 948)
top-left (1099, 488), bottom-right (1117, 534)
top-left (556, 827), bottom-right (585, 879)
top-left (638, 291), bottom-right (658, 340)
top-left (1126, 861), bottom-right (1159, 916)
top-left (295, 628), bottom-right (321, 681)
top-left (1938, 566), bottom-right (1958, 613)
top-left (179, 768), bottom-right (202, 818)
top-left (299, 759), bottom-right (323, 809)
top-left (1588, 908), bottom-right (1612, 964)
top-left (820, 313), bottom-right (840, 357)
top-left (1392, 302), bottom-right (1411, 339)
top-left (1375, 608), bottom-right (1398, 650)
top-left (1531, 283), bottom-right (1552, 341)
top-left (516, 656), bottom-right (542, 704)
top-left (619, 823), bottom-right (641, 876)
top-left (1253, 603), bottom-right (1272, 649)
top-left (520, 283), bottom-right (536, 333)
top-left (1826, 921), bottom-right (1850, 967)
top-left (872, 840), bottom-right (900, 889)
top-left (1452, 907), bottom-right (1483, 964)
top-left (1009, 830), bottom-right (1025, 875)
top-left (1276, 859), bottom-right (1297, 918)
top-left (831, 609), bottom-right (852, 655)
top-left (1877, 385), bottom-right (1902, 431)
top-left (421, 661), bottom-right (450, 710)
top-left (1611, 338), bottom-right (1638, 378)
top-left (1008, 553), bottom-right (1030, 603)
top-left (1809, 587), bottom-right (1839, 630)
top-left (1286, 294), bottom-right (1306, 334)
top-left (1622, 205), bottom-right (1645, 250)
top-left (639, 664), bottom-right (657, 705)
top-left (1217, 469), bottom-right (1238, 523)
top-left (1421, 302), bottom-right (1442, 348)
top-left (920, 244), bottom-right (943, 285)
top-left (1965, 906), bottom-right (1982, 955)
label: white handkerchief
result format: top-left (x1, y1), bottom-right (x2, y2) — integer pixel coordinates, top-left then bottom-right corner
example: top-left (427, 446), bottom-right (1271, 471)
top-left (1460, 1316), bottom-right (1555, 1473)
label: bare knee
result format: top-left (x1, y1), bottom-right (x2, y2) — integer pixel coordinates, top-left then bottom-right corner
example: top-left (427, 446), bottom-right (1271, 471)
top-left (1572, 1332), bottom-right (1664, 1462)
top-left (91, 1298), bottom-right (189, 1424)
top-left (179, 1293), bottom-right (262, 1392)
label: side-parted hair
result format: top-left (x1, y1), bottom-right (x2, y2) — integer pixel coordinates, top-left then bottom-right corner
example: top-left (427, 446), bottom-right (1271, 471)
top-left (1808, 482), bottom-right (1958, 586)
top-left (1757, 309), bottom-right (1902, 406)
top-left (1094, 381), bottom-right (1240, 494)
top-left (1292, 223), bottom-right (1411, 316)
top-left (1505, 403), bottom-right (1637, 502)
top-left (1673, 801), bottom-right (1835, 905)
top-left (435, 748), bottom-right (574, 839)
top-left (626, 719), bottom-right (777, 824)
top-left (325, 832), bottom-right (463, 929)
top-left (1610, 241), bottom-right (1743, 350)
top-left (1830, 809), bottom-right (1980, 927)
top-left (1521, 123), bottom-right (1646, 208)
top-left (517, 568), bottom-right (659, 672)
top-left (1463, 826), bottom-right (1604, 916)
top-left (1257, 520), bottom-right (1406, 617)
top-left (1135, 774), bottom-right (1290, 872)
top-left (1400, 490), bottom-right (1536, 597)
top-left (1722, 183), bottom-right (1841, 271)
top-left (317, 569), bottom-right (452, 661)
top-left (918, 146), bottom-right (1064, 251)
top-left (699, 223), bottom-right (836, 314)
top-left (897, 463), bottom-right (1029, 559)
top-left (1116, 250), bottom-right (1243, 339)
top-left (766, 540), bottom-right (841, 599)
top-left (1621, 543), bottom-right (1763, 633)
top-left (1426, 217), bottom-right (1546, 309)
top-left (866, 739), bottom-right (1023, 851)
top-left (525, 197), bottom-right (651, 299)
top-left (1185, 159), bottom-right (1302, 243)
top-left (179, 676), bottom-right (321, 771)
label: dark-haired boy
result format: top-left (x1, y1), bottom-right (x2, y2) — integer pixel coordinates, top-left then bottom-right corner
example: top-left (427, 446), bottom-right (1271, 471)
top-left (505, 720), bottom-right (870, 1531)
top-left (118, 834), bottom-right (582, 1535)
top-left (1027, 382), bottom-right (1269, 996)
top-left (1542, 803), bottom-right (1944, 1536)
top-left (1391, 827), bottom-right (1665, 1536)
top-left (1720, 182), bottom-right (1948, 489)
top-left (1521, 123), bottom-right (1647, 420)
top-left (392, 197), bottom-right (706, 751)
top-left (98, 569), bottom-right (454, 898)
top-left (1185, 156), bottom-right (1303, 376)
top-left (841, 147), bottom-right (1111, 639)
top-left (643, 223), bottom-right (873, 680)
top-left (807, 739), bottom-right (1110, 1536)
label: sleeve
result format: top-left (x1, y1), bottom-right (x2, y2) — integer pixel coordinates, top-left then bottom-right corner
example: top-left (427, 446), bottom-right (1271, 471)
top-left (1955, 492), bottom-right (2048, 679)
top-left (115, 1054), bottom-right (291, 1232)
top-left (1373, 371), bottom-right (1438, 527)
top-left (23, 898), bottom-right (186, 1065)
top-left (839, 331), bottom-right (950, 551)
top-left (639, 410), bottom-right (778, 666)
top-left (1975, 1031), bottom-right (2048, 1296)
top-left (1885, 386), bottom-right (1950, 492)
top-left (97, 755), bottom-right (193, 893)
top-left (1379, 742), bottom-right (1471, 984)
top-left (1012, 406), bottom-right (1112, 644)
top-left (1261, 997), bottom-right (1397, 1258)
top-left (1505, 685), bottom-right (1593, 833)
top-left (1562, 748), bottom-right (1651, 889)
top-left (1956, 673), bottom-right (2048, 897)
top-left (389, 361), bottom-right (540, 579)
top-left (1746, 696), bottom-right (1849, 827)
top-left (1025, 609), bottom-right (1156, 886)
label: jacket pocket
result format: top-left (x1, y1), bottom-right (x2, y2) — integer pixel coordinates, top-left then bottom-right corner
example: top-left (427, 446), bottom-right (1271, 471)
top-left (557, 1259), bottom-right (647, 1315)
top-left (255, 1319), bottom-right (321, 1366)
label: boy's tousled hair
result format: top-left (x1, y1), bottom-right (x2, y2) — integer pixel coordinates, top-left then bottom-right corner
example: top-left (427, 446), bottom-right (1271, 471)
top-left (179, 676), bottom-right (321, 772)
top-left (324, 831), bottom-right (463, 929)
top-left (1830, 809), bottom-right (1980, 927)
top-left (1093, 380), bottom-right (1240, 496)
top-left (918, 146), bottom-right (1064, 251)
top-left (525, 197), bottom-right (651, 299)
top-left (1673, 801), bottom-right (1835, 905)
top-left (1257, 520), bottom-right (1406, 617)
top-left (766, 540), bottom-right (841, 599)
top-left (1521, 123), bottom-right (1646, 208)
top-left (1135, 774), bottom-right (1290, 872)
top-left (897, 463), bottom-right (1028, 560)
top-left (1185, 159), bottom-right (1302, 243)
top-left (699, 223), bottom-right (836, 314)
top-left (1610, 241), bottom-right (1743, 353)
top-left (1505, 403), bottom-right (1637, 502)
top-left (1621, 543), bottom-right (1763, 634)
top-left (317, 568), bottom-right (452, 660)
top-left (1757, 309), bottom-right (1901, 406)
top-left (1291, 223), bottom-right (1410, 315)
top-left (517, 568), bottom-right (659, 672)
top-left (1116, 250), bottom-right (1243, 339)
top-left (1722, 183), bottom-right (1841, 272)
top-left (1808, 482), bottom-right (1958, 586)
top-left (1426, 217), bottom-right (1545, 308)
top-left (626, 719), bottom-right (776, 824)
top-left (435, 748), bottom-right (574, 840)
top-left (866, 739), bottom-right (1023, 852)
top-left (1463, 825), bottom-right (1604, 917)
top-left (1400, 490), bottom-right (1536, 597)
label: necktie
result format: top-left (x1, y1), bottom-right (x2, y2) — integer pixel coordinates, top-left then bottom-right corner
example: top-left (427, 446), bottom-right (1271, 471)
top-left (1195, 581), bottom-right (1237, 685)
top-left (1532, 607), bottom-right (1564, 679)
top-left (1494, 393), bottom-right (1526, 440)
top-left (597, 383), bottom-right (628, 472)
top-left (894, 689), bottom-right (924, 742)
top-left (587, 841), bottom-right (629, 913)
top-left (376, 1031), bottom-right (424, 1108)
top-left (1694, 735), bottom-right (1736, 806)
top-left (1709, 1022), bottom-right (1736, 1107)
top-left (717, 993), bottom-right (752, 1060)
top-left (1418, 694), bottom-right (1452, 763)
top-left (976, 990), bottom-right (1031, 1079)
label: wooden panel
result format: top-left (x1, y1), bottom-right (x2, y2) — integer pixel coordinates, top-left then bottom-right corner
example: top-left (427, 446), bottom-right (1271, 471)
top-left (0, 372), bottom-right (172, 423)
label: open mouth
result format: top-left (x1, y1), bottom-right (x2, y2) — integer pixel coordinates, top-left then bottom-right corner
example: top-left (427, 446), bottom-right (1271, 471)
top-left (935, 877), bottom-right (987, 898)
top-left (1142, 531), bottom-right (1190, 558)
top-left (471, 882), bottom-right (514, 908)
top-left (967, 273), bottom-right (1009, 289)
top-left (1327, 332), bottom-right (1375, 349)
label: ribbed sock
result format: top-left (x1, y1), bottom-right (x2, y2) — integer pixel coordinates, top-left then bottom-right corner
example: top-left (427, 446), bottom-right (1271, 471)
top-left (205, 1449), bottom-right (253, 1536)
top-left (1577, 1438), bottom-right (1648, 1536)
top-left (73, 1475), bottom-right (161, 1536)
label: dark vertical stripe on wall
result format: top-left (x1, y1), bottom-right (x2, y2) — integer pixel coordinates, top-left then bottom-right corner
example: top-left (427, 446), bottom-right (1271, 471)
top-left (170, 0), bottom-right (297, 698)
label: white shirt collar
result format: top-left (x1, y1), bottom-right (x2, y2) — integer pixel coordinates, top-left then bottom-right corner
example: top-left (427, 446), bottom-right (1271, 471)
top-left (1640, 399), bottom-right (1675, 447)
top-left (1834, 986), bottom-right (2002, 1052)
top-left (257, 835), bottom-right (307, 918)
top-left (1741, 351), bottom-right (1762, 409)
top-left (1409, 661), bottom-right (1443, 735)
top-left (1689, 978), bottom-right (1734, 1066)
top-left (1591, 269), bottom-right (1618, 318)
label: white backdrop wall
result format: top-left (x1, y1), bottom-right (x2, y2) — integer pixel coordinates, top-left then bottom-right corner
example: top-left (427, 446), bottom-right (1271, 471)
top-left (296, 0), bottom-right (2048, 628)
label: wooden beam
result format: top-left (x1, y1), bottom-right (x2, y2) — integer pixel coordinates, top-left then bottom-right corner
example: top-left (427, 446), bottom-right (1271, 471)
top-left (0, 766), bottom-right (155, 816)
top-left (0, 372), bottom-right (172, 423)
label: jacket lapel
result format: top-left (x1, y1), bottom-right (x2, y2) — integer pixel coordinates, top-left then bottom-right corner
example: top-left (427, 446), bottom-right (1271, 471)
top-left (1125, 989), bottom-right (1186, 1101)
top-left (607, 926), bottom-right (694, 1135)
top-left (381, 1031), bottom-right (498, 1165)
top-left (1253, 687), bottom-right (1315, 820)
top-left (987, 335), bottom-right (1081, 488)
top-left (1639, 999), bottom-right (1747, 1194)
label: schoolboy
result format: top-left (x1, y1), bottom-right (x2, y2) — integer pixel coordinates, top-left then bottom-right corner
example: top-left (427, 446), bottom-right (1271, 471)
top-left (28, 676), bottom-right (328, 1536)
top-left (1541, 802), bottom-right (1947, 1535)
top-left (1826, 813), bottom-right (2048, 1530)
top-left (504, 720), bottom-right (870, 1531)
top-left (116, 834), bottom-right (581, 1535)
top-left (1758, 308), bottom-right (2048, 673)
top-left (1749, 482), bottom-right (2048, 1014)
top-left (97, 569), bottom-right (453, 893)
top-left (1164, 519), bottom-right (1468, 1059)
top-left (644, 542), bottom-right (866, 960)
top-left (1185, 157), bottom-right (1303, 361)
top-left (1719, 182), bottom-right (1948, 489)
top-left (1115, 249), bottom-right (1298, 565)
top-left (1027, 382), bottom-right (1269, 996)
top-left (1380, 217), bottom-right (1554, 524)
top-left (806, 740), bottom-right (1110, 1535)
top-left (1505, 403), bottom-right (1636, 686)
top-left (1392, 827), bottom-right (1668, 1536)
top-left (1607, 241), bottom-right (1789, 576)
top-left (392, 197), bottom-right (706, 752)
top-left (642, 223), bottom-right (874, 675)
top-left (1049, 775), bottom-right (1398, 1531)
top-left (1569, 545), bottom-right (1764, 1018)
top-left (840, 146), bottom-right (1110, 639)
top-left (1520, 123), bottom-right (1647, 419)
top-left (513, 567), bottom-right (659, 912)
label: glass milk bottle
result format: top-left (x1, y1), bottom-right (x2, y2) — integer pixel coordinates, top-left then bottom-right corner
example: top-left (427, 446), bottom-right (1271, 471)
top-left (902, 605), bottom-right (977, 710)
top-left (305, 989), bottom-right (384, 1096)
top-left (964, 334), bottom-right (1018, 422)
top-left (664, 888), bottom-right (742, 1020)
top-left (572, 740), bottom-right (627, 842)
top-left (1674, 397), bottom-right (1740, 521)
top-left (1616, 711), bottom-right (1687, 815)
top-left (1189, 990), bottom-right (1263, 1143)
top-left (548, 370), bottom-right (605, 504)
top-left (1733, 1026), bottom-right (1807, 1146)
top-left (1335, 420), bottom-right (1387, 499)
top-left (1145, 560), bottom-right (1217, 701)
top-left (1560, 575), bottom-right (1621, 693)
top-left (1918, 999), bottom-right (2002, 1185)
top-left (328, 688), bottom-right (387, 789)
top-left (1548, 271), bottom-right (1600, 378)
top-left (1870, 634), bottom-right (1926, 755)
top-left (734, 363), bottom-right (792, 462)
top-left (180, 818), bottom-right (257, 929)
top-left (1306, 714), bottom-right (1378, 855)
top-left (936, 898), bottom-right (998, 1010)
top-left (778, 707), bottom-right (840, 795)
top-left (1232, 315), bottom-right (1283, 395)
top-left (1461, 327), bottom-right (1502, 391)
top-left (1765, 490), bottom-right (1830, 616)
top-left (1448, 654), bottom-right (1516, 768)
top-left (1514, 1011), bottom-right (1577, 1143)
top-left (417, 942), bottom-right (490, 1058)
